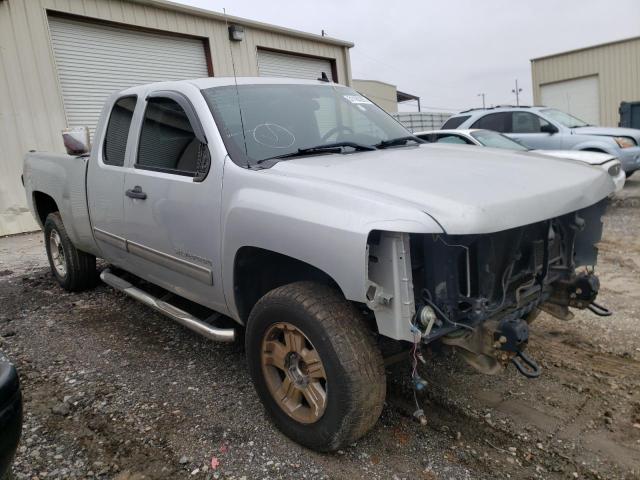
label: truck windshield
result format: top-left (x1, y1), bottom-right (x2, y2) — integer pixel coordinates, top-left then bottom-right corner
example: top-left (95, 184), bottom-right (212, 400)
top-left (201, 84), bottom-right (411, 166)
top-left (541, 108), bottom-right (589, 128)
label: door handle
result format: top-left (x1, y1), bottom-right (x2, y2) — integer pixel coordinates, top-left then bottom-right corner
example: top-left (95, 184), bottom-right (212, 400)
top-left (125, 186), bottom-right (147, 200)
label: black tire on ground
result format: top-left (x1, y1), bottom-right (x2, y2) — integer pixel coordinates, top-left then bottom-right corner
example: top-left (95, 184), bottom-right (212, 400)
top-left (44, 212), bottom-right (97, 292)
top-left (245, 281), bottom-right (386, 452)
top-left (625, 171), bottom-right (634, 179)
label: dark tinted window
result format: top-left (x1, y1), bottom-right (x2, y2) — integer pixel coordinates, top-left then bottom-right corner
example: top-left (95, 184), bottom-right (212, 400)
top-left (103, 96), bottom-right (136, 166)
top-left (441, 115), bottom-right (470, 129)
top-left (137, 97), bottom-right (207, 176)
top-left (471, 112), bottom-right (511, 132)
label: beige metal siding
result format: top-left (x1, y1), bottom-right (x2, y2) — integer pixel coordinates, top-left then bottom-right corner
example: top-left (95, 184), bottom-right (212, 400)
top-left (352, 79), bottom-right (398, 114)
top-left (531, 36), bottom-right (640, 127)
top-left (0, 0), bottom-right (352, 236)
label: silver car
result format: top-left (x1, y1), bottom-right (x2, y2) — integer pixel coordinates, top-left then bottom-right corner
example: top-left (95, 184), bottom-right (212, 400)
top-left (443, 106), bottom-right (640, 176)
top-left (415, 128), bottom-right (626, 192)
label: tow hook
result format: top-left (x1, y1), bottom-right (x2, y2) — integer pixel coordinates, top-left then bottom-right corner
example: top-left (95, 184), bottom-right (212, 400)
top-left (587, 301), bottom-right (612, 317)
top-left (511, 351), bottom-right (541, 378)
top-left (568, 272), bottom-right (613, 317)
top-left (495, 317), bottom-right (542, 379)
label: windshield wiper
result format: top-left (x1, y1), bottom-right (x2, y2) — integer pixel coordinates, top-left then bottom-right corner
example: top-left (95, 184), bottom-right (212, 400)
top-left (375, 135), bottom-right (425, 149)
top-left (257, 141), bottom-right (375, 164)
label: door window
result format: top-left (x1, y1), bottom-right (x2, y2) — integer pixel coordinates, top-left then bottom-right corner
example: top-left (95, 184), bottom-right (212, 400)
top-left (511, 112), bottom-right (551, 133)
top-left (103, 96), bottom-right (137, 166)
top-left (470, 112), bottom-right (510, 132)
top-left (137, 97), bottom-right (210, 179)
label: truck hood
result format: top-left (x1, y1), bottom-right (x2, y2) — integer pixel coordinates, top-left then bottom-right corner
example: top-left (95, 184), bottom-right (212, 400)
top-left (573, 126), bottom-right (640, 142)
top-left (269, 144), bottom-right (615, 235)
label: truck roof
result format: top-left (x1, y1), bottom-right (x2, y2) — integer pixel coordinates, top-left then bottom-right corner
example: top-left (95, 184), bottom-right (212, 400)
top-left (118, 76), bottom-right (338, 96)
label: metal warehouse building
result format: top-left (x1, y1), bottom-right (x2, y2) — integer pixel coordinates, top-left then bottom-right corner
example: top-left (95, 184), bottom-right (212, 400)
top-left (531, 35), bottom-right (640, 129)
top-left (0, 0), bottom-right (353, 236)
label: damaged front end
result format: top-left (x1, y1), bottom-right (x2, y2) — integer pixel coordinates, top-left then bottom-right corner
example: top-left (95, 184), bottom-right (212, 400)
top-left (367, 199), bottom-right (610, 378)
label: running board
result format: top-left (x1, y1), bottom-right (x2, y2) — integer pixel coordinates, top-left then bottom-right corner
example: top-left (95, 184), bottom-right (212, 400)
top-left (100, 269), bottom-right (235, 342)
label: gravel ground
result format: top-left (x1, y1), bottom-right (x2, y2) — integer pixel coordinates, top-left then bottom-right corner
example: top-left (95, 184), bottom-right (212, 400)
top-left (1, 175), bottom-right (639, 480)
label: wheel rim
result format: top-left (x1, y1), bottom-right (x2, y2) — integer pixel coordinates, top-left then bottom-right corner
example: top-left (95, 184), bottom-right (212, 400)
top-left (261, 322), bottom-right (328, 424)
top-left (49, 229), bottom-right (67, 277)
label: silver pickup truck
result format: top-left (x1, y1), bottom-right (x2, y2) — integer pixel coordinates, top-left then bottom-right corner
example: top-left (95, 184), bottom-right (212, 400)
top-left (23, 77), bottom-right (615, 451)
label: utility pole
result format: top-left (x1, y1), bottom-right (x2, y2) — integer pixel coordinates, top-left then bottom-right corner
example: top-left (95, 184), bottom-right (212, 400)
top-left (512, 79), bottom-right (523, 106)
top-left (477, 93), bottom-right (486, 109)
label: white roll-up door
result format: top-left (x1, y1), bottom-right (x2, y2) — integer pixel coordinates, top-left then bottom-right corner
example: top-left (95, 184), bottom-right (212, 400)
top-left (257, 49), bottom-right (334, 81)
top-left (48, 16), bottom-right (209, 131)
top-left (540, 76), bottom-right (600, 125)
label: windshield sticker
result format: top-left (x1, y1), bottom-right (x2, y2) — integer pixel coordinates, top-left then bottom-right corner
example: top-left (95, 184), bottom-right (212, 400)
top-left (344, 95), bottom-right (373, 105)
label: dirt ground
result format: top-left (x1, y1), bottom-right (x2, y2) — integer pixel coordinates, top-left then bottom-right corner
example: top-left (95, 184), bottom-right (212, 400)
top-left (1, 175), bottom-right (639, 480)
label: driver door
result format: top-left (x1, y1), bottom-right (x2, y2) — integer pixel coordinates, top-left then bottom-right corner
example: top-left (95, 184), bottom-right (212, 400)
top-left (122, 92), bottom-right (226, 313)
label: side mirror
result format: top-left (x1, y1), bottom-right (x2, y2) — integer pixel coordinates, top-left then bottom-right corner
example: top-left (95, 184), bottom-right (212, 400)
top-left (540, 123), bottom-right (558, 135)
top-left (62, 126), bottom-right (91, 155)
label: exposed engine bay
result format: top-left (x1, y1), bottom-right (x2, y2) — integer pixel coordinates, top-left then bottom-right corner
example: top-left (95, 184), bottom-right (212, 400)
top-left (366, 199), bottom-right (610, 377)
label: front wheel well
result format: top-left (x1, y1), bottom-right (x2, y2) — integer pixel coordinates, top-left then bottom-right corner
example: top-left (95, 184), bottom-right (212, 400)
top-left (233, 247), bottom-right (341, 322)
top-left (581, 148), bottom-right (607, 153)
top-left (33, 191), bottom-right (59, 226)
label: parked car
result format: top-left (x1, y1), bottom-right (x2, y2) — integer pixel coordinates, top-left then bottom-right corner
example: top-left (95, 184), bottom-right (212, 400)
top-left (0, 352), bottom-right (22, 480)
top-left (415, 129), bottom-right (625, 192)
top-left (23, 77), bottom-right (615, 451)
top-left (442, 106), bottom-right (640, 177)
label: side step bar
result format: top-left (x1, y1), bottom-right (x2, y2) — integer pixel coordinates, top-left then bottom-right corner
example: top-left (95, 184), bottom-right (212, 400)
top-left (100, 269), bottom-right (235, 342)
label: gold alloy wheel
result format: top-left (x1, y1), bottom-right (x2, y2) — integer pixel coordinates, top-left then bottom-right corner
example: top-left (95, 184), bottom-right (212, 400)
top-left (261, 322), bottom-right (328, 424)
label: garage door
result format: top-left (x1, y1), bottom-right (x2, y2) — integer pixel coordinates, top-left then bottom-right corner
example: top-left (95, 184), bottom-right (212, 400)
top-left (48, 16), bottom-right (209, 131)
top-left (540, 76), bottom-right (600, 125)
top-left (257, 49), bottom-right (334, 81)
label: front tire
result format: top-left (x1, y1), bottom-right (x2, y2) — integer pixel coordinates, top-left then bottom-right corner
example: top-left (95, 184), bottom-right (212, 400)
top-left (246, 282), bottom-right (386, 451)
top-left (44, 212), bottom-right (97, 292)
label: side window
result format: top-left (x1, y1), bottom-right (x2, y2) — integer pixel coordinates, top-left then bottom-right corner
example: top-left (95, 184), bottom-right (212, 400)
top-left (137, 97), bottom-right (210, 179)
top-left (471, 112), bottom-right (510, 132)
top-left (512, 112), bottom-right (550, 133)
top-left (441, 115), bottom-right (470, 129)
top-left (103, 96), bottom-right (137, 166)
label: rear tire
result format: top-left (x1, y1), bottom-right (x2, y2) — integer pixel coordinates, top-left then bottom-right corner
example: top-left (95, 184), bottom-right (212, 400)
top-left (44, 212), bottom-right (97, 292)
top-left (246, 281), bottom-right (386, 451)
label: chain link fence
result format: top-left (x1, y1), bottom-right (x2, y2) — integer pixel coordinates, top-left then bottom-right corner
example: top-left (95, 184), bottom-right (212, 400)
top-left (392, 112), bottom-right (453, 132)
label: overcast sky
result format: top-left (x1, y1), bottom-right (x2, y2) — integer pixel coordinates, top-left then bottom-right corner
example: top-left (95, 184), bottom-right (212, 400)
top-left (175, 0), bottom-right (640, 112)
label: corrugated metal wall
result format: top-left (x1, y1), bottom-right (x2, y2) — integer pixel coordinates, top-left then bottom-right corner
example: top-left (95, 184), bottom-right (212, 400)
top-left (257, 50), bottom-right (334, 81)
top-left (48, 15), bottom-right (209, 132)
top-left (531, 37), bottom-right (640, 127)
top-left (0, 0), bottom-right (352, 236)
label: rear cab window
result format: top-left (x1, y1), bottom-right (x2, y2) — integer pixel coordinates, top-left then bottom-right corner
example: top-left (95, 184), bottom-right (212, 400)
top-left (441, 115), bottom-right (470, 129)
top-left (103, 96), bottom-right (137, 167)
